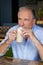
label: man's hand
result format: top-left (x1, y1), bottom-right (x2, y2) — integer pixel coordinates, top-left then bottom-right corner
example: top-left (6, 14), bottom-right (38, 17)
top-left (21, 28), bottom-right (34, 40)
top-left (8, 30), bottom-right (17, 41)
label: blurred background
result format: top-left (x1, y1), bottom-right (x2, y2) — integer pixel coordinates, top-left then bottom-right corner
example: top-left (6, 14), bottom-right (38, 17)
top-left (0, 0), bottom-right (43, 26)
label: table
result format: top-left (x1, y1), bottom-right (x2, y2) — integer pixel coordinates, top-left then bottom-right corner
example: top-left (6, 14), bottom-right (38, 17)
top-left (0, 56), bottom-right (43, 65)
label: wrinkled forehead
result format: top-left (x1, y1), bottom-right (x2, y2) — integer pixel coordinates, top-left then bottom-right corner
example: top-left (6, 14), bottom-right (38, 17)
top-left (18, 7), bottom-right (34, 19)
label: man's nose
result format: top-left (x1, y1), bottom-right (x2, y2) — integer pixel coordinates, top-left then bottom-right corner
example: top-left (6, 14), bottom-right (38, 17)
top-left (21, 20), bottom-right (24, 26)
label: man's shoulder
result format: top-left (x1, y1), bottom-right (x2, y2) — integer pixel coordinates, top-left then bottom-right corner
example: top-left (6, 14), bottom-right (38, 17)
top-left (7, 25), bottom-right (19, 33)
top-left (33, 25), bottom-right (43, 36)
top-left (33, 25), bottom-right (43, 32)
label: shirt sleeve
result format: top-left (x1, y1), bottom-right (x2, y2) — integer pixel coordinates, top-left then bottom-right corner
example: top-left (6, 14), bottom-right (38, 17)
top-left (0, 54), bottom-right (4, 56)
top-left (0, 34), bottom-right (8, 45)
top-left (0, 25), bottom-right (18, 56)
top-left (39, 32), bottom-right (43, 45)
top-left (35, 28), bottom-right (43, 45)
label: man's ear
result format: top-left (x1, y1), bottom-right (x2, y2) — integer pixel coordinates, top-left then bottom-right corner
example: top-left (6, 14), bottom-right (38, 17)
top-left (33, 19), bottom-right (36, 25)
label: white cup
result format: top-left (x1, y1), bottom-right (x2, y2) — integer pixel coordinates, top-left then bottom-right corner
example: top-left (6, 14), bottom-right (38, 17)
top-left (16, 27), bottom-right (23, 43)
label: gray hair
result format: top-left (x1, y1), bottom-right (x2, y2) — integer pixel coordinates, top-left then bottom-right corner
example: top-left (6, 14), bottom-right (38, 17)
top-left (18, 6), bottom-right (36, 19)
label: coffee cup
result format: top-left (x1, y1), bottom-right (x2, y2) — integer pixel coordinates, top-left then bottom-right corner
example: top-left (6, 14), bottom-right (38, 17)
top-left (16, 27), bottom-right (23, 43)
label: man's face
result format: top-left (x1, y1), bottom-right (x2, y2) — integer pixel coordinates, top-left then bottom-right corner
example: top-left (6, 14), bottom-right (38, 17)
top-left (18, 9), bottom-right (35, 29)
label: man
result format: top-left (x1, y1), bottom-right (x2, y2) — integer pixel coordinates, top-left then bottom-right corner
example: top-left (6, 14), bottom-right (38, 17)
top-left (0, 6), bottom-right (43, 61)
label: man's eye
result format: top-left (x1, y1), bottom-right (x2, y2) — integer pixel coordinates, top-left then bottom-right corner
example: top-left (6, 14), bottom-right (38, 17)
top-left (18, 18), bottom-right (21, 20)
top-left (24, 19), bottom-right (29, 21)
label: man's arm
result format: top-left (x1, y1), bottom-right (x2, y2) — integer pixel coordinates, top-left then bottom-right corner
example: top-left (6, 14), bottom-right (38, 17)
top-left (22, 29), bottom-right (43, 61)
top-left (0, 39), bottom-right (12, 55)
top-left (31, 35), bottom-right (43, 61)
top-left (0, 30), bottom-right (17, 55)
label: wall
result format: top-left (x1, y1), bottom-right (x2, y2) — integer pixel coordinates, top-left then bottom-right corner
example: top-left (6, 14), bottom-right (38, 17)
top-left (0, 0), bottom-right (12, 25)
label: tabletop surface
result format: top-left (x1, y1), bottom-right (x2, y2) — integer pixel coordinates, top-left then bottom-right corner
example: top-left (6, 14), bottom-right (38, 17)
top-left (0, 56), bottom-right (43, 65)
